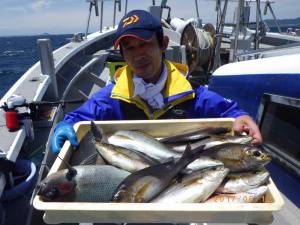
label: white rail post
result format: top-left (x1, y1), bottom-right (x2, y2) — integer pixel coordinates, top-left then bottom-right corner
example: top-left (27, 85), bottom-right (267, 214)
top-left (37, 39), bottom-right (59, 100)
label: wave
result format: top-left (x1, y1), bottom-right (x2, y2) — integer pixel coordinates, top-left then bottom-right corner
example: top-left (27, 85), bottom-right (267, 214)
top-left (0, 34), bottom-right (72, 98)
top-left (0, 70), bottom-right (24, 97)
top-left (1, 50), bottom-right (25, 57)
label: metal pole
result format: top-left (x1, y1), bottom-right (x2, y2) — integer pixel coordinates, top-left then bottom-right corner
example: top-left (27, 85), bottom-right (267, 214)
top-left (113, 0), bottom-right (117, 28)
top-left (233, 0), bottom-right (244, 62)
top-left (213, 0), bottom-right (229, 71)
top-left (85, 2), bottom-right (93, 39)
top-left (100, 1), bottom-right (104, 32)
top-left (195, 0), bottom-right (200, 19)
top-left (117, 0), bottom-right (121, 11)
top-left (215, 0), bottom-right (221, 33)
top-left (215, 0), bottom-right (220, 12)
top-left (267, 1), bottom-right (282, 33)
top-left (255, 0), bottom-right (260, 49)
top-left (125, 0), bottom-right (128, 14)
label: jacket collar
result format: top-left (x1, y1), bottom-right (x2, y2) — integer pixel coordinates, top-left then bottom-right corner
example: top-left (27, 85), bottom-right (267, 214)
top-left (111, 60), bottom-right (194, 103)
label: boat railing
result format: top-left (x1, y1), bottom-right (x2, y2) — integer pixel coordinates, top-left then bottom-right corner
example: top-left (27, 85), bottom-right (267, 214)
top-left (85, 0), bottom-right (122, 38)
top-left (236, 42), bottom-right (300, 61)
top-left (61, 51), bottom-right (109, 101)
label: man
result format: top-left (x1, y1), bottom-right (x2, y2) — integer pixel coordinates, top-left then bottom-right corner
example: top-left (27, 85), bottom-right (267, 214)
top-left (51, 9), bottom-right (262, 154)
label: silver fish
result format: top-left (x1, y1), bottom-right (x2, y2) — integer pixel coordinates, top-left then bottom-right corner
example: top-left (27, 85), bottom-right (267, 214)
top-left (167, 135), bottom-right (253, 153)
top-left (107, 130), bottom-right (180, 161)
top-left (185, 156), bottom-right (224, 172)
top-left (95, 142), bottom-right (159, 172)
top-left (91, 121), bottom-right (159, 172)
top-left (111, 144), bottom-right (205, 202)
top-left (217, 169), bottom-right (270, 193)
top-left (37, 165), bottom-right (130, 202)
top-left (152, 166), bottom-right (229, 203)
top-left (159, 127), bottom-right (230, 143)
top-left (201, 143), bottom-right (272, 172)
top-left (206, 186), bottom-right (268, 203)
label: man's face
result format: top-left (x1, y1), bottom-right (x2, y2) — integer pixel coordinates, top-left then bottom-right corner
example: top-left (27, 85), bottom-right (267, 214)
top-left (120, 35), bottom-right (164, 83)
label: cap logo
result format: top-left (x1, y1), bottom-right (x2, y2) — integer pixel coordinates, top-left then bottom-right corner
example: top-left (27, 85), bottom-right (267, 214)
top-left (122, 15), bottom-right (140, 27)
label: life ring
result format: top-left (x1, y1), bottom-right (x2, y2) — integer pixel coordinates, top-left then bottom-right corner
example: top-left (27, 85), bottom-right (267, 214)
top-left (0, 159), bottom-right (37, 201)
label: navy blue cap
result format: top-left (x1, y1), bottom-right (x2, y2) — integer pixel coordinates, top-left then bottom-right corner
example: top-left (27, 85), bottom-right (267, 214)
top-left (114, 10), bottom-right (163, 49)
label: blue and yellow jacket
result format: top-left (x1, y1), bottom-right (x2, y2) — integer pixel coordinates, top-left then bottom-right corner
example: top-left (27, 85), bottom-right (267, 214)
top-left (64, 60), bottom-right (247, 124)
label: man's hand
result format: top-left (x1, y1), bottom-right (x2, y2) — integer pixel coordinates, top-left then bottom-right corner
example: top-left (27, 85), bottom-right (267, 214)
top-left (50, 121), bottom-right (78, 155)
top-left (233, 115), bottom-right (262, 145)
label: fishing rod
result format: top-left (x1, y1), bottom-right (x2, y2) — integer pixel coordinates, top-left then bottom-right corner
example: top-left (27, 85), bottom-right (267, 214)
top-left (0, 94), bottom-right (84, 131)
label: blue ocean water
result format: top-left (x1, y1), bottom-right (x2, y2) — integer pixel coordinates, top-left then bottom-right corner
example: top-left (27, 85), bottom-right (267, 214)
top-left (0, 34), bottom-right (72, 97)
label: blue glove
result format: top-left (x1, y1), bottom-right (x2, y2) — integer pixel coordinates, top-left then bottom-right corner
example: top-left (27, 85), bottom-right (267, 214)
top-left (50, 121), bottom-right (78, 155)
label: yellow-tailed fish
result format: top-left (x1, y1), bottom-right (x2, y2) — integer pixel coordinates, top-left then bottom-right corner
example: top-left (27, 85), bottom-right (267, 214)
top-left (111, 144), bottom-right (205, 202)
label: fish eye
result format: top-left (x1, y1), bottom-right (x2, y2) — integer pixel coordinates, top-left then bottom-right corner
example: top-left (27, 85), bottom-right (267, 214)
top-left (253, 150), bottom-right (262, 157)
top-left (45, 187), bottom-right (59, 199)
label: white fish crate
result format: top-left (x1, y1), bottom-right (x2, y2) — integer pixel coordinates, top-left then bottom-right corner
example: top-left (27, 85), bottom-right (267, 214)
top-left (33, 119), bottom-right (284, 224)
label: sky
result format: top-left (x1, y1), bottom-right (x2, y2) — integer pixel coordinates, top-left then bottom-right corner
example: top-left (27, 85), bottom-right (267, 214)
top-left (0, 0), bottom-right (299, 36)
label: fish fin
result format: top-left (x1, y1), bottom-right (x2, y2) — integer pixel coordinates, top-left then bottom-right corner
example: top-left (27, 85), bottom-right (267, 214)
top-left (174, 173), bottom-right (185, 183)
top-left (53, 154), bottom-right (77, 181)
top-left (162, 157), bottom-right (175, 163)
top-left (181, 143), bottom-right (205, 161)
top-left (79, 153), bottom-right (98, 165)
top-left (181, 143), bottom-right (192, 159)
top-left (66, 166), bottom-right (77, 181)
top-left (90, 121), bottom-right (103, 142)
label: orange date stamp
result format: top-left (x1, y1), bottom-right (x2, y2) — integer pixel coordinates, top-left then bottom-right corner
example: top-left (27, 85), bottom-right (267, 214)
top-left (211, 195), bottom-right (265, 203)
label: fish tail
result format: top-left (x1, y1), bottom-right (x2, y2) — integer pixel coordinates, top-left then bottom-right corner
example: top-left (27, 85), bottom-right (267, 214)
top-left (54, 154), bottom-right (78, 181)
top-left (180, 144), bottom-right (205, 162)
top-left (90, 121), bottom-right (103, 142)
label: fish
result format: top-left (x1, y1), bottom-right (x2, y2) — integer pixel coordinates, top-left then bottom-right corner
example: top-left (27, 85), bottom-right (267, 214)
top-left (107, 130), bottom-right (181, 161)
top-left (95, 142), bottom-right (159, 172)
top-left (216, 169), bottom-right (270, 193)
top-left (111, 144), bottom-right (205, 203)
top-left (185, 156), bottom-right (224, 172)
top-left (37, 165), bottom-right (130, 202)
top-left (201, 143), bottom-right (272, 172)
top-left (205, 186), bottom-right (268, 203)
top-left (151, 166), bottom-right (229, 203)
top-left (203, 135), bottom-right (253, 149)
top-left (90, 121), bottom-right (159, 172)
top-left (159, 127), bottom-right (230, 144)
top-left (91, 121), bottom-right (159, 172)
top-left (167, 134), bottom-right (253, 153)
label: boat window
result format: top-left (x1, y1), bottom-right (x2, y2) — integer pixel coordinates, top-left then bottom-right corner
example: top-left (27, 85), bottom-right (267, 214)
top-left (258, 94), bottom-right (300, 176)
